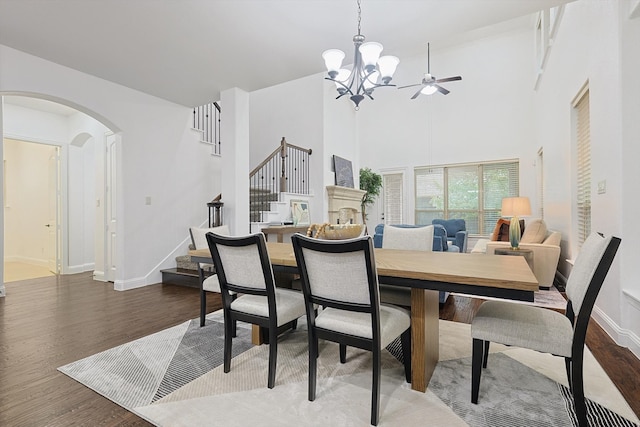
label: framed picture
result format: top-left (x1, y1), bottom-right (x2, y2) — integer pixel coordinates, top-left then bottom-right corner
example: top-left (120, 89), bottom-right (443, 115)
top-left (290, 199), bottom-right (310, 226)
top-left (333, 155), bottom-right (354, 188)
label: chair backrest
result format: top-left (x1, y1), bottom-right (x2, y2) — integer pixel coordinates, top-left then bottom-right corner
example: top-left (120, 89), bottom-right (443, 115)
top-left (382, 225), bottom-right (434, 252)
top-left (432, 218), bottom-right (465, 237)
top-left (190, 225), bottom-right (230, 249)
top-left (206, 232), bottom-right (275, 299)
top-left (292, 234), bottom-right (379, 313)
top-left (566, 232), bottom-right (621, 319)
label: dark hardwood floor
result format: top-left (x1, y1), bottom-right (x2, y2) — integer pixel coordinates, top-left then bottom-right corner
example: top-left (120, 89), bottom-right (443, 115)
top-left (0, 274), bottom-right (637, 426)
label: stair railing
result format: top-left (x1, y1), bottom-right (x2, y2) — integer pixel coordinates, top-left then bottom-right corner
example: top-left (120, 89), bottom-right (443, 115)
top-left (249, 137), bottom-right (312, 223)
top-left (193, 102), bottom-right (221, 155)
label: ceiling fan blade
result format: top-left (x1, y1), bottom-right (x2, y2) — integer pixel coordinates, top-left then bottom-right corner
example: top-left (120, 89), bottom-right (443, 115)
top-left (434, 84), bottom-right (450, 95)
top-left (434, 76), bottom-right (462, 83)
top-left (411, 88), bottom-right (423, 99)
top-left (397, 83), bottom-right (423, 90)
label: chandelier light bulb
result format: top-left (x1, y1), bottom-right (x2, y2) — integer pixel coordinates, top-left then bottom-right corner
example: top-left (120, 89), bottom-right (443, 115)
top-left (421, 85), bottom-right (438, 95)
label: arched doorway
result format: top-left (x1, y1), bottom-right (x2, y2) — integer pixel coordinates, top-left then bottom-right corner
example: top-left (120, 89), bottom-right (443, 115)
top-left (1, 94), bottom-right (118, 287)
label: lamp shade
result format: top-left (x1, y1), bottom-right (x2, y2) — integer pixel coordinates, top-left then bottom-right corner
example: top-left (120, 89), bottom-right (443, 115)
top-left (501, 197), bottom-right (531, 217)
top-left (359, 42), bottom-right (383, 71)
top-left (378, 55), bottom-right (399, 81)
top-left (322, 49), bottom-right (345, 74)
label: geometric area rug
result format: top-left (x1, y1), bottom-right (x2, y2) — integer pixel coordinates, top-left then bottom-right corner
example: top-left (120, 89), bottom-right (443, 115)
top-left (59, 313), bottom-right (639, 427)
top-left (430, 354), bottom-right (638, 427)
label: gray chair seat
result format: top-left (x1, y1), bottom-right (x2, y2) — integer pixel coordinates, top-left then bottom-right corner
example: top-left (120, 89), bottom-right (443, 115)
top-left (315, 304), bottom-right (410, 348)
top-left (231, 288), bottom-right (306, 327)
top-left (471, 301), bottom-right (573, 357)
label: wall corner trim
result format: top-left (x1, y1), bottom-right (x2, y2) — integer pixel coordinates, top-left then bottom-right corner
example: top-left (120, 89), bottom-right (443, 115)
top-left (592, 305), bottom-right (640, 360)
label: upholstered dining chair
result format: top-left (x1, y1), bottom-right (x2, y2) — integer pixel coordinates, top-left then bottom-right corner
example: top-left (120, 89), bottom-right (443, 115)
top-left (470, 232), bottom-right (621, 427)
top-left (189, 225), bottom-right (231, 327)
top-left (379, 224), bottom-right (439, 306)
top-left (206, 232), bottom-right (306, 389)
top-left (291, 233), bottom-right (411, 426)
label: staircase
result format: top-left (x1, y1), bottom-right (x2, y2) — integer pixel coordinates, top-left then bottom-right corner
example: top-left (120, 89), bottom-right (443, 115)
top-left (162, 135), bottom-right (313, 287)
top-left (249, 188), bottom-right (311, 233)
top-left (249, 137), bottom-right (312, 231)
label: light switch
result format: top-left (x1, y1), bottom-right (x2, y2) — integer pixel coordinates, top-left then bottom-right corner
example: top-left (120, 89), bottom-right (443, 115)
top-left (597, 180), bottom-right (606, 194)
top-left (145, 196), bottom-right (152, 205)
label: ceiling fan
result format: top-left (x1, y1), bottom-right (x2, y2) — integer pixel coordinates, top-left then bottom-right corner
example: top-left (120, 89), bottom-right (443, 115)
top-left (398, 43), bottom-right (462, 99)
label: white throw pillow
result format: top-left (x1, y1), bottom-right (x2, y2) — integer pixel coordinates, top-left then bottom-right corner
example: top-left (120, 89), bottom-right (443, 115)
top-left (520, 219), bottom-right (547, 244)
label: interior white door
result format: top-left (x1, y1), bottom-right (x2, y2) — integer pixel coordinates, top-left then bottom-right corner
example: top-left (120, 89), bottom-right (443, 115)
top-left (47, 147), bottom-right (61, 274)
top-left (105, 134), bottom-right (117, 282)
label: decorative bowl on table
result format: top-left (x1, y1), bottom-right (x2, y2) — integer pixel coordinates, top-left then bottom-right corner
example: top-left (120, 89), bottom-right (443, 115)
top-left (306, 223), bottom-right (365, 240)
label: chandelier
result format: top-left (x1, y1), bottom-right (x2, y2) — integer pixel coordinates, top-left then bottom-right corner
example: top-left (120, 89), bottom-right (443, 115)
top-left (321, 0), bottom-right (399, 110)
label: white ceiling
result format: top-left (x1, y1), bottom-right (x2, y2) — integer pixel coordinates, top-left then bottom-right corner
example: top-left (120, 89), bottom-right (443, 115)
top-left (0, 0), bottom-right (573, 108)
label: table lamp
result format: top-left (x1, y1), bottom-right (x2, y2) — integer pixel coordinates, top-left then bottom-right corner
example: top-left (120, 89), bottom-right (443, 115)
top-left (501, 197), bottom-right (531, 249)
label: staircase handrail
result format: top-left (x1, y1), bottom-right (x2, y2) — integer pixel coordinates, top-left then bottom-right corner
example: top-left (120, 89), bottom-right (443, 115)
top-left (249, 138), bottom-right (312, 177)
top-left (249, 137), bottom-right (313, 224)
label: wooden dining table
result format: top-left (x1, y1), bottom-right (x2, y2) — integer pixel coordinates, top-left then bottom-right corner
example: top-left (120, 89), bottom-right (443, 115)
top-left (189, 241), bottom-right (538, 393)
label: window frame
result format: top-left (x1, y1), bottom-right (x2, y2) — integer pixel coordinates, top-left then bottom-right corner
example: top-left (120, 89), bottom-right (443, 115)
top-left (414, 159), bottom-right (520, 236)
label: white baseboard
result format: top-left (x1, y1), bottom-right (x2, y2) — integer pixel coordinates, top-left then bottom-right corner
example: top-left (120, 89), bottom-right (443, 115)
top-left (93, 271), bottom-right (106, 282)
top-left (66, 263), bottom-right (95, 274)
top-left (592, 305), bottom-right (640, 360)
top-left (114, 277), bottom-right (148, 291)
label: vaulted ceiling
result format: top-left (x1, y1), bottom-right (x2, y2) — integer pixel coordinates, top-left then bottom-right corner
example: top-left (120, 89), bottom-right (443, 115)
top-left (0, 0), bottom-right (573, 107)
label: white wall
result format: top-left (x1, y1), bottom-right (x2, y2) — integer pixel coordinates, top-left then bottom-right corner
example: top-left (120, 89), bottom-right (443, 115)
top-left (357, 26), bottom-right (537, 225)
top-left (620, 0), bottom-right (640, 357)
top-left (1, 45), bottom-right (221, 289)
top-left (250, 74), bottom-right (327, 224)
top-left (533, 0), bottom-right (639, 357)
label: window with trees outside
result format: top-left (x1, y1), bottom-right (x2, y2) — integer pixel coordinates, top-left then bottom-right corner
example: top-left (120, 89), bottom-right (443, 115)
top-left (414, 160), bottom-right (519, 235)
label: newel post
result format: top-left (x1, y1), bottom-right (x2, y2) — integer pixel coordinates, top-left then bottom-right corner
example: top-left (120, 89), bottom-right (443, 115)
top-left (279, 137), bottom-right (288, 192)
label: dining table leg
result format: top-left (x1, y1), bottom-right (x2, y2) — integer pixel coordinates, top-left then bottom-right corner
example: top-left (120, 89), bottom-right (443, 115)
top-left (410, 288), bottom-right (440, 392)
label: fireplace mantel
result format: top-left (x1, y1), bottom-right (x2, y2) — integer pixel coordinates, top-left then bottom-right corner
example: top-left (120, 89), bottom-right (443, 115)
top-left (326, 185), bottom-right (366, 224)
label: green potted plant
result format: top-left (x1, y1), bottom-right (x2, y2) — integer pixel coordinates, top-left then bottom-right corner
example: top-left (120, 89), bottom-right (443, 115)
top-left (359, 167), bottom-right (382, 225)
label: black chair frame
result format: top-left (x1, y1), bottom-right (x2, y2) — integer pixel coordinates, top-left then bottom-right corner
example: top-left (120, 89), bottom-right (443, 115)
top-left (471, 234), bottom-right (621, 427)
top-left (206, 232), bottom-right (296, 389)
top-left (292, 234), bottom-right (411, 426)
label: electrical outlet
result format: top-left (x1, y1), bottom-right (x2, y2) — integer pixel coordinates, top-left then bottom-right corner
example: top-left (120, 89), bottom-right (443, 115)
top-left (145, 196), bottom-right (152, 205)
top-left (597, 180), bottom-right (606, 194)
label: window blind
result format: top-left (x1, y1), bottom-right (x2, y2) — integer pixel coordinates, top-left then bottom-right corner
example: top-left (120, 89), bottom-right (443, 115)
top-left (382, 173), bottom-right (404, 225)
top-left (415, 160), bottom-right (519, 235)
top-left (575, 89), bottom-right (591, 247)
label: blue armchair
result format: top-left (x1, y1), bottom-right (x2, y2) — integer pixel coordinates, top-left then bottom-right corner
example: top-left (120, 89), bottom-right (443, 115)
top-left (373, 223), bottom-right (452, 304)
top-left (432, 219), bottom-right (468, 253)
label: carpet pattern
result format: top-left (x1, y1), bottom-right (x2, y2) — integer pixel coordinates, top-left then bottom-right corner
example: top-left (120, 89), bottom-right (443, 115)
top-left (431, 354), bottom-right (577, 427)
top-left (58, 316), bottom-right (252, 409)
top-left (59, 314), bottom-right (639, 427)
